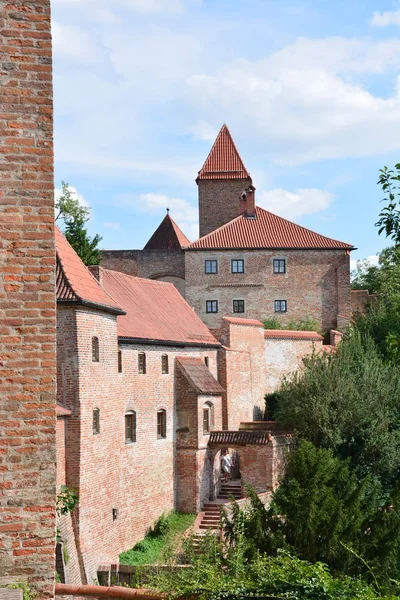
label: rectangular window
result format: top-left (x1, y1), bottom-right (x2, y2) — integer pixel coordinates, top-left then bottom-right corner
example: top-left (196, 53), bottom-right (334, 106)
top-left (273, 259), bottom-right (286, 274)
top-left (125, 411), bottom-right (136, 443)
top-left (157, 410), bottom-right (167, 439)
top-left (233, 299), bottom-right (245, 313)
top-left (274, 300), bottom-right (287, 313)
top-left (203, 409), bottom-right (210, 434)
top-left (161, 354), bottom-right (169, 374)
top-left (138, 352), bottom-right (146, 374)
top-left (205, 260), bottom-right (218, 274)
top-left (93, 409), bottom-right (100, 435)
top-left (118, 350), bottom-right (122, 373)
top-left (206, 300), bottom-right (218, 313)
top-left (231, 259), bottom-right (244, 273)
top-left (204, 356), bottom-right (209, 367)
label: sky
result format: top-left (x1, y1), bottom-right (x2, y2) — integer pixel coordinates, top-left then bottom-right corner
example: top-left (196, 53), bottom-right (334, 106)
top-left (51, 0), bottom-right (400, 268)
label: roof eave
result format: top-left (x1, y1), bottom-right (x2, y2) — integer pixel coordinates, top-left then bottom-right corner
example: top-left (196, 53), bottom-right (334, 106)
top-left (185, 246), bottom-right (356, 252)
top-left (57, 298), bottom-right (126, 316)
top-left (118, 336), bottom-right (221, 348)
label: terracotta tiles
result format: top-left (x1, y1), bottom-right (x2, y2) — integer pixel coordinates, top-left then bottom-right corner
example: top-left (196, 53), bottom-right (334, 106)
top-left (101, 269), bottom-right (220, 347)
top-left (223, 317), bottom-right (264, 327)
top-left (196, 124), bottom-right (252, 181)
top-left (144, 213), bottom-right (190, 250)
top-left (264, 329), bottom-right (323, 341)
top-left (56, 404), bottom-right (72, 417)
top-left (187, 207), bottom-right (354, 250)
top-left (176, 356), bottom-right (224, 394)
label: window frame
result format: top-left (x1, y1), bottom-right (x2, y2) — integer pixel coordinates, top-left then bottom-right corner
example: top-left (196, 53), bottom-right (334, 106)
top-left (118, 349), bottom-right (122, 373)
top-left (274, 300), bottom-right (287, 313)
top-left (206, 300), bottom-right (218, 314)
top-left (157, 409), bottom-right (167, 439)
top-left (161, 354), bottom-right (169, 375)
top-left (233, 299), bottom-right (245, 313)
top-left (125, 410), bottom-right (137, 444)
top-left (204, 356), bottom-right (209, 367)
top-left (92, 336), bottom-right (99, 362)
top-left (231, 259), bottom-right (244, 274)
top-left (92, 408), bottom-right (100, 435)
top-left (203, 402), bottom-right (214, 435)
top-left (273, 258), bottom-right (286, 274)
top-left (205, 259), bottom-right (218, 274)
top-left (138, 352), bottom-right (146, 374)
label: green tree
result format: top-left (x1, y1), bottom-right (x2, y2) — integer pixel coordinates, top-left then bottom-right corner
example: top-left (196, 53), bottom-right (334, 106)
top-left (55, 181), bottom-right (89, 225)
top-left (376, 164), bottom-right (400, 245)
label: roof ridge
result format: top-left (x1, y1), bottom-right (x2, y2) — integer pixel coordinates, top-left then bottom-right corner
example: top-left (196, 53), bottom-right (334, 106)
top-left (168, 214), bottom-right (191, 247)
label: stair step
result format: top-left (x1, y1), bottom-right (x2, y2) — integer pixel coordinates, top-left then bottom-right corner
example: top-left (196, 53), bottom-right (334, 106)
top-left (199, 524), bottom-right (218, 530)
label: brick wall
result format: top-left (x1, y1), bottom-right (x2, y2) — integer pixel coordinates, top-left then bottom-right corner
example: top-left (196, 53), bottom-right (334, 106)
top-left (265, 337), bottom-right (323, 393)
top-left (218, 319), bottom-right (267, 430)
top-left (0, 1), bottom-right (56, 596)
top-left (185, 249), bottom-right (351, 332)
top-left (198, 179), bottom-right (250, 237)
top-left (101, 249), bottom-right (186, 296)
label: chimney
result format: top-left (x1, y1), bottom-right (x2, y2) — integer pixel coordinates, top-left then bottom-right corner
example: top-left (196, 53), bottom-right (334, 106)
top-left (88, 265), bottom-right (103, 285)
top-left (239, 185), bottom-right (256, 217)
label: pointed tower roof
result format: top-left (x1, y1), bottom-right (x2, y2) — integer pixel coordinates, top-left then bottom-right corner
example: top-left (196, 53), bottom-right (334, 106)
top-left (144, 212), bottom-right (190, 250)
top-left (196, 124), bottom-right (252, 182)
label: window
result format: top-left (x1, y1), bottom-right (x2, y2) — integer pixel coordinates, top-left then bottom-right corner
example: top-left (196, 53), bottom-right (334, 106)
top-left (92, 336), bottom-right (99, 362)
top-left (203, 402), bottom-right (214, 434)
top-left (125, 411), bottom-right (136, 443)
top-left (273, 259), bottom-right (286, 274)
top-left (157, 409), bottom-right (167, 439)
top-left (204, 356), bottom-right (209, 367)
top-left (93, 408), bottom-right (100, 434)
top-left (138, 352), bottom-right (146, 374)
top-left (206, 300), bottom-right (218, 313)
top-left (161, 354), bottom-right (169, 374)
top-left (233, 299), bottom-right (245, 313)
top-left (231, 259), bottom-right (244, 273)
top-left (118, 350), bottom-right (122, 373)
top-left (205, 260), bottom-right (218, 274)
top-left (274, 300), bottom-right (287, 313)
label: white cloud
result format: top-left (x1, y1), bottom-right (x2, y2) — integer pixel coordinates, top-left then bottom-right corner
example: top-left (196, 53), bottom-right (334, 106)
top-left (190, 120), bottom-right (219, 142)
top-left (350, 254), bottom-right (380, 271)
top-left (257, 188), bottom-right (333, 219)
top-left (52, 0), bottom-right (184, 12)
top-left (55, 184), bottom-right (91, 218)
top-left (104, 221), bottom-right (121, 229)
top-left (371, 9), bottom-right (400, 27)
top-left (139, 193), bottom-right (198, 223)
top-left (51, 21), bottom-right (104, 64)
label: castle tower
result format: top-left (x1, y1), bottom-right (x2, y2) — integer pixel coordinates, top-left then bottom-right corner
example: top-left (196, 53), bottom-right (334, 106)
top-left (196, 124), bottom-right (252, 237)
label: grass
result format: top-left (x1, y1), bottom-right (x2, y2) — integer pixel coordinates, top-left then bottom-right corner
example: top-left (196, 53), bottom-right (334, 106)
top-left (119, 511), bottom-right (196, 565)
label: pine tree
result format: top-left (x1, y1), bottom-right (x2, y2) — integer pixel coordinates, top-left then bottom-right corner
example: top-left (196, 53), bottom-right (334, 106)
top-left (64, 217), bottom-right (102, 266)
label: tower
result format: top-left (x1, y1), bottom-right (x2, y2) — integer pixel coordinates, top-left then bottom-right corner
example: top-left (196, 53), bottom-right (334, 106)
top-left (196, 124), bottom-right (252, 238)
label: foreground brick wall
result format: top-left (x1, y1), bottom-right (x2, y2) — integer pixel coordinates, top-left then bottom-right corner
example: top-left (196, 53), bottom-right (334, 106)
top-left (0, 1), bottom-right (56, 596)
top-left (185, 249), bottom-right (351, 333)
top-left (198, 179), bottom-right (250, 237)
top-left (265, 337), bottom-right (323, 393)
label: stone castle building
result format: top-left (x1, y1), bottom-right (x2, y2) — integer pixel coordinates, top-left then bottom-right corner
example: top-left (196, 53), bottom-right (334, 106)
top-left (102, 125), bottom-right (354, 334)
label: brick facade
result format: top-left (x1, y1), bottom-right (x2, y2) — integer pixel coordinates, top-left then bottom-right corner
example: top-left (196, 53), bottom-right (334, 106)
top-left (0, 1), bottom-right (56, 596)
top-left (185, 249), bottom-right (351, 333)
top-left (265, 337), bottom-right (323, 393)
top-left (198, 179), bottom-right (250, 238)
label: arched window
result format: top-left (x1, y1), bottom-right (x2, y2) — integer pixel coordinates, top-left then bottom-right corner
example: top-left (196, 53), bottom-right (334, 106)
top-left (93, 408), bottom-right (100, 434)
top-left (118, 349), bottom-right (122, 373)
top-left (138, 352), bottom-right (146, 374)
top-left (157, 409), bottom-right (166, 439)
top-left (92, 336), bottom-right (99, 362)
top-left (125, 410), bottom-right (136, 444)
top-left (161, 354), bottom-right (169, 374)
top-left (203, 402), bottom-right (214, 434)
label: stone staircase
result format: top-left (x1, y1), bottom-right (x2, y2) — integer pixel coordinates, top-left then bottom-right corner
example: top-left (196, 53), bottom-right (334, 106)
top-left (198, 480), bottom-right (242, 531)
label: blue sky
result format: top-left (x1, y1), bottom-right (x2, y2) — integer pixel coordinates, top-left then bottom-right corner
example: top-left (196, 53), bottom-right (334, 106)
top-left (51, 0), bottom-right (400, 267)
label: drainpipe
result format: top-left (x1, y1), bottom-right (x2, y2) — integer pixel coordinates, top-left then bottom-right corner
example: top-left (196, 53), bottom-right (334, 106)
top-left (55, 583), bottom-right (165, 599)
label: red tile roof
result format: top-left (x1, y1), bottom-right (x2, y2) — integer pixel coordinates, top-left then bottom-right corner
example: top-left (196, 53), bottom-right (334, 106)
top-left (144, 213), bottom-right (190, 250)
top-left (100, 269), bottom-right (220, 347)
top-left (55, 227), bottom-right (124, 314)
top-left (187, 207), bottom-right (354, 250)
top-left (264, 330), bottom-right (323, 341)
top-left (196, 124), bottom-right (252, 182)
top-left (223, 317), bottom-right (264, 327)
top-left (56, 404), bottom-right (72, 417)
top-left (176, 356), bottom-right (224, 395)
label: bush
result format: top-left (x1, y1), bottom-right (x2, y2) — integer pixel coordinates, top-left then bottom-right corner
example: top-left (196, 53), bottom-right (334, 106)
top-left (263, 316), bottom-right (321, 333)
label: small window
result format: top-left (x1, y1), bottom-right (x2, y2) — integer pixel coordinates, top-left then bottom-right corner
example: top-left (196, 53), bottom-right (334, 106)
top-left (233, 299), bottom-right (245, 313)
top-left (138, 352), bottom-right (146, 374)
top-left (157, 409), bottom-right (167, 439)
top-left (274, 300), bottom-right (287, 313)
top-left (206, 300), bottom-right (218, 313)
top-left (125, 411), bottom-right (136, 443)
top-left (93, 408), bottom-right (100, 435)
top-left (273, 259), bottom-right (286, 274)
top-left (231, 259), bottom-right (244, 273)
top-left (118, 349), bottom-right (122, 373)
top-left (205, 260), bottom-right (218, 274)
top-left (203, 402), bottom-right (214, 434)
top-left (161, 354), bottom-right (169, 374)
top-left (92, 336), bottom-right (99, 362)
top-left (204, 356), bottom-right (209, 367)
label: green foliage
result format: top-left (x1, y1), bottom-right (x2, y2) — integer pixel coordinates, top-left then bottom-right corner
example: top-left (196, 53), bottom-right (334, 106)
top-left (64, 217), bottom-right (102, 266)
top-left (56, 485), bottom-right (78, 516)
top-left (351, 258), bottom-right (381, 292)
top-left (55, 181), bottom-right (90, 225)
top-left (376, 165), bottom-right (400, 245)
top-left (119, 512), bottom-right (195, 565)
top-left (263, 317), bottom-right (282, 329)
top-left (351, 247), bottom-right (400, 297)
top-left (275, 332), bottom-right (400, 491)
top-left (264, 392), bottom-right (279, 420)
top-left (6, 582), bottom-right (37, 600)
top-left (263, 316), bottom-right (321, 333)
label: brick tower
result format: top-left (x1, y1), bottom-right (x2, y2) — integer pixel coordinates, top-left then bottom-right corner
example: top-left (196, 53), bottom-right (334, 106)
top-left (197, 125), bottom-right (252, 238)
